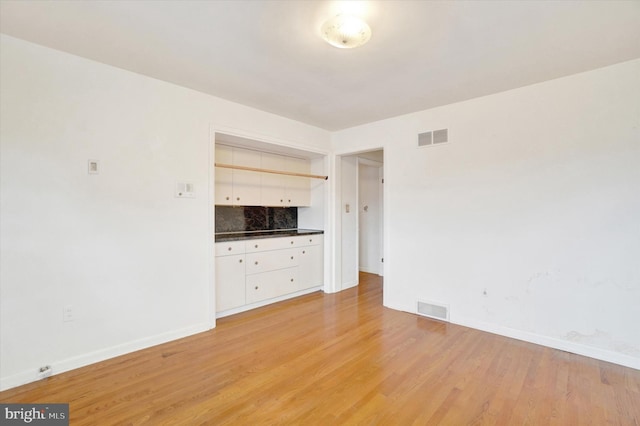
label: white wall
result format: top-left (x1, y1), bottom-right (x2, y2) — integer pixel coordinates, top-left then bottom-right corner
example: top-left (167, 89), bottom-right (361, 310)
top-left (0, 35), bottom-right (330, 390)
top-left (332, 59), bottom-right (640, 369)
top-left (297, 157), bottom-right (327, 231)
top-left (298, 157), bottom-right (330, 290)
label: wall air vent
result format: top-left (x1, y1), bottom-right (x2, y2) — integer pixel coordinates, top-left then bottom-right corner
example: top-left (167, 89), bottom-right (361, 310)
top-left (418, 131), bottom-right (432, 147)
top-left (417, 300), bottom-right (449, 321)
top-left (433, 129), bottom-right (448, 144)
top-left (418, 129), bottom-right (449, 147)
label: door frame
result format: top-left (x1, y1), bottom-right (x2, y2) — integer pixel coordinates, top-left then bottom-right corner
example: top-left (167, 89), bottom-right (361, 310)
top-left (333, 148), bottom-right (385, 293)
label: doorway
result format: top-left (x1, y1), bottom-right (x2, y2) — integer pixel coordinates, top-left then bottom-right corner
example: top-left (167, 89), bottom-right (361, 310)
top-left (338, 149), bottom-right (384, 291)
top-left (358, 156), bottom-right (383, 276)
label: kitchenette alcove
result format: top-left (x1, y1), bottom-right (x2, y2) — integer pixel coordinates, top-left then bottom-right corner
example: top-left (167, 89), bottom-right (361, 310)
top-left (213, 132), bottom-right (328, 318)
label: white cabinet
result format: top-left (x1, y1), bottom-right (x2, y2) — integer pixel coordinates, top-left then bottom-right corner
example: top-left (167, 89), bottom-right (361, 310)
top-left (214, 145), bottom-right (261, 206)
top-left (298, 236), bottom-right (323, 290)
top-left (214, 145), bottom-right (233, 205)
top-left (215, 144), bottom-right (311, 207)
top-left (286, 157), bottom-right (311, 207)
top-left (232, 148), bottom-right (261, 205)
top-left (214, 234), bottom-right (323, 316)
top-left (215, 255), bottom-right (246, 311)
top-left (260, 152), bottom-right (287, 206)
top-left (214, 241), bottom-right (246, 312)
top-left (260, 154), bottom-right (311, 207)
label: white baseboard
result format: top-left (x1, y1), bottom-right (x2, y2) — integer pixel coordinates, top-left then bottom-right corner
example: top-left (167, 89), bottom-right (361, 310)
top-left (452, 316), bottom-right (640, 371)
top-left (359, 266), bottom-right (381, 275)
top-left (341, 280), bottom-right (358, 290)
top-left (386, 299), bottom-right (640, 371)
top-left (0, 323), bottom-right (209, 392)
top-left (216, 286), bottom-right (322, 319)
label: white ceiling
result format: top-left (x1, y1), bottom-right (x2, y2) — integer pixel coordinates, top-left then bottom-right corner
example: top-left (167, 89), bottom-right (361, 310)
top-left (1, 0), bottom-right (639, 131)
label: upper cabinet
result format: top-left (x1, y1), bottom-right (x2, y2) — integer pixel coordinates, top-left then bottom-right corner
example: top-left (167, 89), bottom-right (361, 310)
top-left (215, 145), bottom-right (311, 207)
top-left (214, 145), bottom-right (234, 205)
top-left (231, 148), bottom-right (262, 205)
top-left (215, 146), bottom-right (262, 206)
top-left (260, 154), bottom-right (311, 207)
top-left (260, 152), bottom-right (287, 206)
top-left (286, 157), bottom-right (311, 207)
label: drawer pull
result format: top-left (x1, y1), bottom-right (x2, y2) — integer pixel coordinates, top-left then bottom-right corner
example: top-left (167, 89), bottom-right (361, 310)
top-left (227, 247), bottom-right (232, 251)
top-left (239, 259), bottom-right (243, 263)
top-left (255, 244), bottom-right (259, 248)
top-left (255, 261), bottom-right (259, 265)
top-left (309, 239), bottom-right (313, 242)
top-left (280, 199), bottom-right (283, 202)
top-left (302, 250), bottom-right (306, 254)
top-left (290, 256), bottom-right (294, 260)
top-left (226, 196), bottom-right (230, 200)
top-left (290, 278), bottom-right (294, 282)
top-left (236, 197), bottom-right (240, 201)
top-left (290, 241), bottom-right (294, 245)
top-left (255, 286), bottom-right (259, 290)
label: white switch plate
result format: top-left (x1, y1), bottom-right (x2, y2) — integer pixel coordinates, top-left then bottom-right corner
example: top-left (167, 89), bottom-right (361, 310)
top-left (88, 159), bottom-right (99, 174)
top-left (63, 305), bottom-right (74, 322)
top-left (176, 182), bottom-right (195, 198)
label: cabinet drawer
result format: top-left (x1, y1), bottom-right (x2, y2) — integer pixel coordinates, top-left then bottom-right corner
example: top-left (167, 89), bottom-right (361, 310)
top-left (215, 241), bottom-right (246, 257)
top-left (245, 237), bottom-right (299, 253)
top-left (246, 248), bottom-right (298, 274)
top-left (294, 234), bottom-right (322, 247)
top-left (246, 267), bottom-right (299, 304)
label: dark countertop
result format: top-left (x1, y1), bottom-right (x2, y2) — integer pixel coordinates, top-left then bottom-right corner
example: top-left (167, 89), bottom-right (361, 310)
top-left (215, 228), bottom-right (324, 242)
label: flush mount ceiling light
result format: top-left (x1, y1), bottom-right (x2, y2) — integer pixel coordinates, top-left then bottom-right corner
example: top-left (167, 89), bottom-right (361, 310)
top-left (321, 14), bottom-right (371, 49)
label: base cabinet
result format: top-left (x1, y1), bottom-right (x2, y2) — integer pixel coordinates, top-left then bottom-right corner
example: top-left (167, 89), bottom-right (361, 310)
top-left (298, 244), bottom-right (323, 290)
top-left (215, 254), bottom-right (246, 311)
top-left (215, 235), bottom-right (323, 316)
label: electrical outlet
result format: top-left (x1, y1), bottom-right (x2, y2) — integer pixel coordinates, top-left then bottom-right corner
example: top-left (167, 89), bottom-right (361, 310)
top-left (63, 305), bottom-right (74, 322)
top-left (38, 365), bottom-right (52, 379)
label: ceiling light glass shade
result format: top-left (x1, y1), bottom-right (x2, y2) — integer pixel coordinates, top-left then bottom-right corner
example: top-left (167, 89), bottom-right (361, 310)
top-left (321, 14), bottom-right (371, 49)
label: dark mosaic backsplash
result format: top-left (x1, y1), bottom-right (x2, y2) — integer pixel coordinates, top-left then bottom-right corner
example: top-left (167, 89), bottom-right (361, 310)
top-left (215, 206), bottom-right (297, 233)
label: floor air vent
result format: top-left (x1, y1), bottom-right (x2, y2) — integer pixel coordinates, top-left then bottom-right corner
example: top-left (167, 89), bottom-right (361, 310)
top-left (417, 300), bottom-right (449, 321)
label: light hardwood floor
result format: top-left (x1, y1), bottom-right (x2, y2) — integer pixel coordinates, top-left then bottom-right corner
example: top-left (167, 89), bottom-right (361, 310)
top-left (2, 272), bottom-right (639, 425)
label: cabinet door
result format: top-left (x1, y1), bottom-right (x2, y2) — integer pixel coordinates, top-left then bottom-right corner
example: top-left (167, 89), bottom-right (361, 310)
top-left (260, 152), bottom-right (286, 206)
top-left (286, 157), bottom-right (311, 207)
top-left (298, 243), bottom-right (323, 290)
top-left (232, 148), bottom-right (261, 205)
top-left (215, 145), bottom-right (233, 205)
top-left (215, 254), bottom-right (246, 312)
